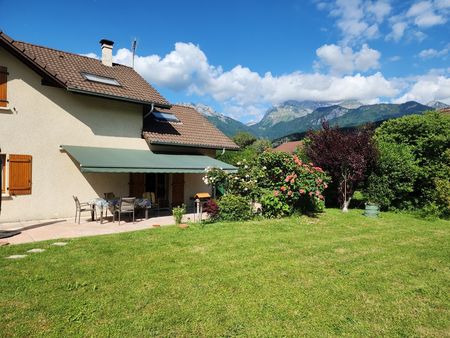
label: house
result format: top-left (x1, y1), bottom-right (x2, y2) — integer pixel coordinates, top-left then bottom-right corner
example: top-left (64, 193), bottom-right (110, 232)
top-left (273, 141), bottom-right (303, 154)
top-left (0, 32), bottom-right (238, 222)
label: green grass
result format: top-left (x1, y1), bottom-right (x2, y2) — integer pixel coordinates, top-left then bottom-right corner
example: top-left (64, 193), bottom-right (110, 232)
top-left (1, 209), bottom-right (449, 337)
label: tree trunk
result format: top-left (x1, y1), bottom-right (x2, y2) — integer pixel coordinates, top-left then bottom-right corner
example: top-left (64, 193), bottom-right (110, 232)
top-left (342, 198), bottom-right (351, 212)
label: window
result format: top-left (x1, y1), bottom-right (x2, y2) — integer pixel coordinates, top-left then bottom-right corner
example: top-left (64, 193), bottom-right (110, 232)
top-left (8, 154), bottom-right (32, 195)
top-left (81, 72), bottom-right (120, 86)
top-left (152, 111), bottom-right (180, 123)
top-left (1, 154), bottom-right (5, 193)
top-left (0, 66), bottom-right (8, 107)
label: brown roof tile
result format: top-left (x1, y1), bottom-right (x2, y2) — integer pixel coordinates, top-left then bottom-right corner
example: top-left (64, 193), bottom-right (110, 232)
top-left (0, 31), bottom-right (170, 107)
top-left (143, 105), bottom-right (239, 150)
top-left (273, 141), bottom-right (303, 153)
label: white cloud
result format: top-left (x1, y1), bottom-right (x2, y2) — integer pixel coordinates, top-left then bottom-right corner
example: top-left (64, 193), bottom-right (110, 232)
top-left (407, 1), bottom-right (446, 27)
top-left (386, 21), bottom-right (407, 41)
top-left (418, 46), bottom-right (449, 58)
top-left (100, 41), bottom-right (450, 120)
top-left (394, 73), bottom-right (450, 103)
top-left (385, 0), bottom-right (449, 42)
top-left (315, 43), bottom-right (381, 74)
top-left (366, 0), bottom-right (392, 22)
top-left (323, 0), bottom-right (385, 44)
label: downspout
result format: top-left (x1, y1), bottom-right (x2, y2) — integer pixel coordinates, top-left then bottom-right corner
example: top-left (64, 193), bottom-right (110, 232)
top-left (143, 103), bottom-right (155, 119)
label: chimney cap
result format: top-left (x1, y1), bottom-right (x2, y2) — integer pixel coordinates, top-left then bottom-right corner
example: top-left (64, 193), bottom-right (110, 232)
top-left (99, 39), bottom-right (114, 46)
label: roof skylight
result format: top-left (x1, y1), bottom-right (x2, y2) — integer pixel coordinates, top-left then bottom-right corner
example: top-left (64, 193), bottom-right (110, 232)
top-left (152, 111), bottom-right (180, 123)
top-left (81, 72), bottom-right (120, 86)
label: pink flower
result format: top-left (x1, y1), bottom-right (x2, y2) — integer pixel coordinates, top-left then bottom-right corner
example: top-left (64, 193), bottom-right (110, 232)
top-left (280, 186), bottom-right (287, 192)
top-left (315, 190), bottom-right (320, 196)
top-left (288, 190), bottom-right (293, 196)
top-left (290, 179), bottom-right (295, 184)
top-left (285, 176), bottom-right (291, 183)
top-left (324, 183), bottom-right (328, 189)
top-left (309, 191), bottom-right (313, 196)
top-left (299, 189), bottom-right (305, 194)
top-left (319, 194), bottom-right (324, 200)
top-left (316, 178), bottom-right (323, 184)
top-left (273, 190), bottom-right (279, 197)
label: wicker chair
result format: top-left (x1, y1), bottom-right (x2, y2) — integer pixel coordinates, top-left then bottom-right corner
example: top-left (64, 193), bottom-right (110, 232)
top-left (73, 196), bottom-right (96, 224)
top-left (113, 197), bottom-right (136, 225)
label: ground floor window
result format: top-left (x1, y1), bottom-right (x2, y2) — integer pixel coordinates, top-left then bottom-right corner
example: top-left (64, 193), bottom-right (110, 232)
top-left (0, 154), bottom-right (33, 195)
top-left (145, 173), bottom-right (169, 208)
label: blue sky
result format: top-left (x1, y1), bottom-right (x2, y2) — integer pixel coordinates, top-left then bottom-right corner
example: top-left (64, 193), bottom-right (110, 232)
top-left (1, 0), bottom-right (449, 123)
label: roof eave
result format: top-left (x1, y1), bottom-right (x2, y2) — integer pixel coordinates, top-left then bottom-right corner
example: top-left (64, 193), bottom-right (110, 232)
top-left (147, 140), bottom-right (239, 151)
top-left (67, 87), bottom-right (172, 108)
top-left (0, 31), bottom-right (67, 88)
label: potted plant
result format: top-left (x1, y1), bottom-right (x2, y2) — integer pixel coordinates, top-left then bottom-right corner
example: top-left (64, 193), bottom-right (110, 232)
top-left (364, 190), bottom-right (381, 218)
top-left (172, 204), bottom-right (188, 228)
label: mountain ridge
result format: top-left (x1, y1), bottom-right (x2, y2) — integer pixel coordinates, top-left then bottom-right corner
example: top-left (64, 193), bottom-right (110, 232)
top-left (184, 100), bottom-right (443, 140)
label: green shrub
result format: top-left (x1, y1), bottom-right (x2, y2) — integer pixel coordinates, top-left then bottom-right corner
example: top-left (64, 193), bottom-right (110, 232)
top-left (217, 194), bottom-right (252, 221)
top-left (260, 190), bottom-right (291, 218)
top-left (365, 141), bottom-right (419, 210)
top-left (172, 204), bottom-right (186, 225)
top-left (373, 111), bottom-right (450, 217)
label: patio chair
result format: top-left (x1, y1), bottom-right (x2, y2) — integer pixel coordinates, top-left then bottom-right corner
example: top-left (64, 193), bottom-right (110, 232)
top-left (73, 196), bottom-right (96, 224)
top-left (113, 197), bottom-right (136, 225)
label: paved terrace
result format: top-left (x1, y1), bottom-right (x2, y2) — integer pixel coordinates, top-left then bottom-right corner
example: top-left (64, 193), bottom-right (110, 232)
top-left (0, 213), bottom-right (205, 245)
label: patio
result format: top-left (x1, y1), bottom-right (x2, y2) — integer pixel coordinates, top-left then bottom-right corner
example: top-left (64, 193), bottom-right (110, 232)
top-left (0, 212), bottom-right (205, 245)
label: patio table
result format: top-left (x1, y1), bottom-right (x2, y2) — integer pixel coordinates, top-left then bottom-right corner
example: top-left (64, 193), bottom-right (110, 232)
top-left (89, 198), bottom-right (151, 223)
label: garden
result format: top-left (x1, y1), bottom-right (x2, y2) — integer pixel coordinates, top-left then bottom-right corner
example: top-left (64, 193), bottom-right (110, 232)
top-left (208, 111), bottom-right (450, 221)
top-left (1, 111), bottom-right (449, 336)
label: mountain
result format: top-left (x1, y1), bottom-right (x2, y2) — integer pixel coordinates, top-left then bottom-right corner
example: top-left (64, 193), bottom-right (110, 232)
top-left (256, 101), bottom-right (432, 140)
top-left (426, 100), bottom-right (449, 109)
top-left (186, 100), bottom-right (434, 140)
top-left (253, 100), bottom-right (363, 134)
top-left (181, 103), bottom-right (252, 137)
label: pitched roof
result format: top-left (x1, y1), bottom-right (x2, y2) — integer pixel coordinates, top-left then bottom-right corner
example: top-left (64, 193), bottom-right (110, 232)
top-left (273, 141), bottom-right (303, 153)
top-left (143, 105), bottom-right (239, 150)
top-left (0, 31), bottom-right (170, 107)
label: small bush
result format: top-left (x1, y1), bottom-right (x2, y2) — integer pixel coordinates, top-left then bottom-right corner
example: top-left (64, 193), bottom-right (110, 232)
top-left (217, 194), bottom-right (252, 221)
top-left (172, 204), bottom-right (186, 225)
top-left (260, 191), bottom-right (291, 218)
top-left (203, 199), bottom-right (220, 221)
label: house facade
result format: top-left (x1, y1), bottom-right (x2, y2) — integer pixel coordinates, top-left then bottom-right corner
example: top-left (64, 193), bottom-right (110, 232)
top-left (0, 32), bottom-right (238, 222)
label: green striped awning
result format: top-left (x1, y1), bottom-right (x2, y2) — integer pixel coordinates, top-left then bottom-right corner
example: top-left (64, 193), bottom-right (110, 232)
top-left (62, 145), bottom-right (237, 173)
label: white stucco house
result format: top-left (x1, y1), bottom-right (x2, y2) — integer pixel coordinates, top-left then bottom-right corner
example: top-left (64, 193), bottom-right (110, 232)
top-left (0, 31), bottom-right (238, 222)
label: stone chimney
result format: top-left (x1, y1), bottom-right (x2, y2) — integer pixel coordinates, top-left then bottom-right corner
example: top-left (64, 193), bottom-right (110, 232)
top-left (99, 39), bottom-right (114, 67)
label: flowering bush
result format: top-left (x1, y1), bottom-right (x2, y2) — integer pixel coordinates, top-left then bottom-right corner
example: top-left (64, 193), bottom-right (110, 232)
top-left (202, 151), bottom-right (330, 218)
top-left (267, 154), bottom-right (329, 214)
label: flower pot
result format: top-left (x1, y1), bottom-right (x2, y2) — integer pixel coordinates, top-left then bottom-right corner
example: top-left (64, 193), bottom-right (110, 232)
top-left (178, 223), bottom-right (189, 229)
top-left (364, 204), bottom-right (380, 218)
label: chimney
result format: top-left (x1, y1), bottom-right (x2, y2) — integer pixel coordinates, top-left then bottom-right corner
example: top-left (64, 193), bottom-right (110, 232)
top-left (99, 39), bottom-right (114, 67)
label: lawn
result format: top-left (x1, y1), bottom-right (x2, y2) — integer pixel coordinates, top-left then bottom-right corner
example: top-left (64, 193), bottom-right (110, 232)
top-left (1, 209), bottom-right (449, 337)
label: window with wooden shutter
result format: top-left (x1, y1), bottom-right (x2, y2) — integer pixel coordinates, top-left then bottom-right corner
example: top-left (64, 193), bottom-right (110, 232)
top-left (0, 66), bottom-right (8, 108)
top-left (1, 154), bottom-right (5, 193)
top-left (9, 154), bottom-right (32, 195)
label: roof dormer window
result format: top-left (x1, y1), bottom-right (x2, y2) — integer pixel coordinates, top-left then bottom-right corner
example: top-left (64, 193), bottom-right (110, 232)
top-left (152, 111), bottom-right (180, 123)
top-left (81, 72), bottom-right (120, 86)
